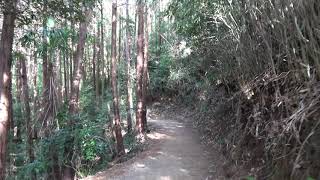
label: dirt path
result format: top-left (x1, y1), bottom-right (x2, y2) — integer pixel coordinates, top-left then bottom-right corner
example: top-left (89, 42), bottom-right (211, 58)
top-left (83, 106), bottom-right (225, 180)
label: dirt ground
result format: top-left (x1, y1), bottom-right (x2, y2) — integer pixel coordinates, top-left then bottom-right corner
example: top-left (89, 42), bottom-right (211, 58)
top-left (82, 104), bottom-right (236, 180)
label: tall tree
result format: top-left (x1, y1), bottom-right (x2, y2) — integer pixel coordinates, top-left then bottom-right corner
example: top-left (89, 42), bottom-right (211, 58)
top-left (41, 0), bottom-right (53, 137)
top-left (125, 0), bottom-right (133, 133)
top-left (46, 53), bottom-right (59, 180)
top-left (157, 0), bottom-right (162, 59)
top-left (57, 50), bottom-right (63, 104)
top-left (32, 41), bottom-right (38, 139)
top-left (100, 4), bottom-right (105, 99)
top-left (63, 45), bottom-right (69, 103)
top-left (142, 4), bottom-right (150, 130)
top-left (20, 54), bottom-right (36, 179)
top-left (92, 28), bottom-right (97, 97)
top-left (15, 60), bottom-right (22, 141)
top-left (118, 7), bottom-right (122, 62)
top-left (135, 0), bottom-right (146, 134)
top-left (0, 0), bottom-right (18, 178)
top-left (111, 0), bottom-right (125, 155)
top-left (96, 25), bottom-right (101, 99)
top-left (64, 7), bottom-right (92, 180)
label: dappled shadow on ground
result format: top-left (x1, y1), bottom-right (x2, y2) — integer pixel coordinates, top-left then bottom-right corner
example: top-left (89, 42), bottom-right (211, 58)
top-left (82, 103), bottom-right (229, 180)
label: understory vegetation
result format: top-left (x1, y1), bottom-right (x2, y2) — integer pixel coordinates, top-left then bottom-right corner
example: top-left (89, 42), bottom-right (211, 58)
top-left (1, 0), bottom-right (157, 179)
top-left (153, 0), bottom-right (320, 179)
top-left (0, 0), bottom-right (319, 179)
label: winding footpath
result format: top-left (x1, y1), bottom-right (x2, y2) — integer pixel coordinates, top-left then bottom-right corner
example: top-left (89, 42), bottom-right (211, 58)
top-left (83, 106), bottom-right (220, 180)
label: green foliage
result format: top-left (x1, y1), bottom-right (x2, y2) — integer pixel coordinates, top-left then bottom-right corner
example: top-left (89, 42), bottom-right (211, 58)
top-left (47, 27), bottom-right (73, 50)
top-left (20, 31), bottom-right (37, 48)
top-left (246, 176), bottom-right (255, 180)
top-left (76, 85), bottom-right (114, 171)
top-left (12, 84), bottom-right (117, 178)
top-left (123, 133), bottom-right (137, 152)
top-left (149, 54), bottom-right (172, 94)
top-left (166, 1), bottom-right (320, 180)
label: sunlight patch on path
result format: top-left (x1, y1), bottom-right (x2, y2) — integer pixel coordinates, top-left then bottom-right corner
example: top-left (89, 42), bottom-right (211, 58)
top-left (82, 106), bottom-right (214, 180)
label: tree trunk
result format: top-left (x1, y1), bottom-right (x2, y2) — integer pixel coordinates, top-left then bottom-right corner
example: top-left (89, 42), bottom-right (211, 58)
top-left (135, 0), bottom-right (145, 134)
top-left (142, 4), bottom-right (150, 130)
top-left (69, 51), bottom-right (73, 100)
top-left (0, 0), bottom-right (17, 178)
top-left (134, 5), bottom-right (138, 54)
top-left (125, 0), bottom-right (133, 133)
top-left (47, 51), bottom-right (60, 180)
top-left (118, 8), bottom-right (122, 62)
top-left (82, 47), bottom-right (87, 82)
top-left (58, 50), bottom-right (63, 105)
top-left (69, 11), bottom-right (91, 121)
top-left (100, 6), bottom-right (105, 99)
top-left (33, 42), bottom-right (39, 139)
top-left (41, 1), bottom-right (57, 140)
top-left (54, 50), bottom-right (62, 108)
top-left (157, 0), bottom-right (162, 59)
top-left (20, 55), bottom-right (36, 179)
top-left (70, 1), bottom-right (75, 94)
top-left (96, 25), bottom-right (101, 100)
top-left (63, 48), bottom-right (69, 103)
top-left (92, 29), bottom-right (97, 97)
top-left (15, 60), bottom-right (22, 142)
top-left (42, 2), bottom-right (50, 137)
top-left (63, 8), bottom-right (91, 180)
top-left (111, 0), bottom-right (125, 155)
top-left (69, 16), bottom-right (74, 101)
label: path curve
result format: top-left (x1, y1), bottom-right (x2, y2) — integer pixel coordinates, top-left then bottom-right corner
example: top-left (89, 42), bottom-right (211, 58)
top-left (84, 106), bottom-right (216, 180)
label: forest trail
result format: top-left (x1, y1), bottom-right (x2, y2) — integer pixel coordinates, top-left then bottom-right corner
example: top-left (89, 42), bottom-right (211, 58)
top-left (83, 105), bottom-right (222, 180)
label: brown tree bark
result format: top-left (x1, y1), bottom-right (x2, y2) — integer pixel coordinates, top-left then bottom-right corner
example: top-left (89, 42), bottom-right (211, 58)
top-left (135, 0), bottom-right (145, 134)
top-left (42, 6), bottom-right (48, 96)
top-left (125, 0), bottom-right (133, 133)
top-left (20, 55), bottom-right (36, 179)
top-left (70, 0), bottom-right (75, 93)
top-left (32, 42), bottom-right (39, 139)
top-left (92, 29), bottom-right (97, 97)
top-left (96, 25), bottom-right (101, 100)
top-left (42, 13), bottom-right (64, 180)
top-left (100, 6), bottom-right (105, 100)
top-left (42, 1), bottom-right (54, 138)
top-left (15, 60), bottom-right (22, 142)
top-left (111, 0), bottom-right (125, 155)
top-left (133, 4), bottom-right (138, 54)
top-left (63, 8), bottom-right (92, 180)
top-left (157, 0), bottom-right (162, 59)
top-left (46, 52), bottom-right (60, 180)
top-left (118, 8), bottom-right (122, 62)
top-left (69, 50), bottom-right (73, 100)
top-left (63, 48), bottom-right (69, 103)
top-left (69, 13), bottom-right (91, 119)
top-left (0, 0), bottom-right (18, 178)
top-left (54, 50), bottom-right (62, 108)
top-left (82, 47), bottom-right (87, 82)
top-left (58, 50), bottom-right (63, 104)
top-left (142, 4), bottom-right (150, 130)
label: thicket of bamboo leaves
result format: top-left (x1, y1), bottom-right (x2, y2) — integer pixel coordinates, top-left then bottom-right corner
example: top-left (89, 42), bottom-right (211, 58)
top-left (167, 0), bottom-right (320, 179)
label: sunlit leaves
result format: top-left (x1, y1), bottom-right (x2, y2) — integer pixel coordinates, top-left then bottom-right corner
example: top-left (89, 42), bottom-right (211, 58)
top-left (20, 31), bottom-right (37, 47)
top-left (47, 17), bottom-right (55, 28)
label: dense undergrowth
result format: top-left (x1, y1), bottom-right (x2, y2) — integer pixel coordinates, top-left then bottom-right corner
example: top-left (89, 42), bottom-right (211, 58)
top-left (149, 0), bottom-right (320, 179)
top-left (5, 0), bottom-right (320, 179)
top-left (9, 82), bottom-right (139, 179)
